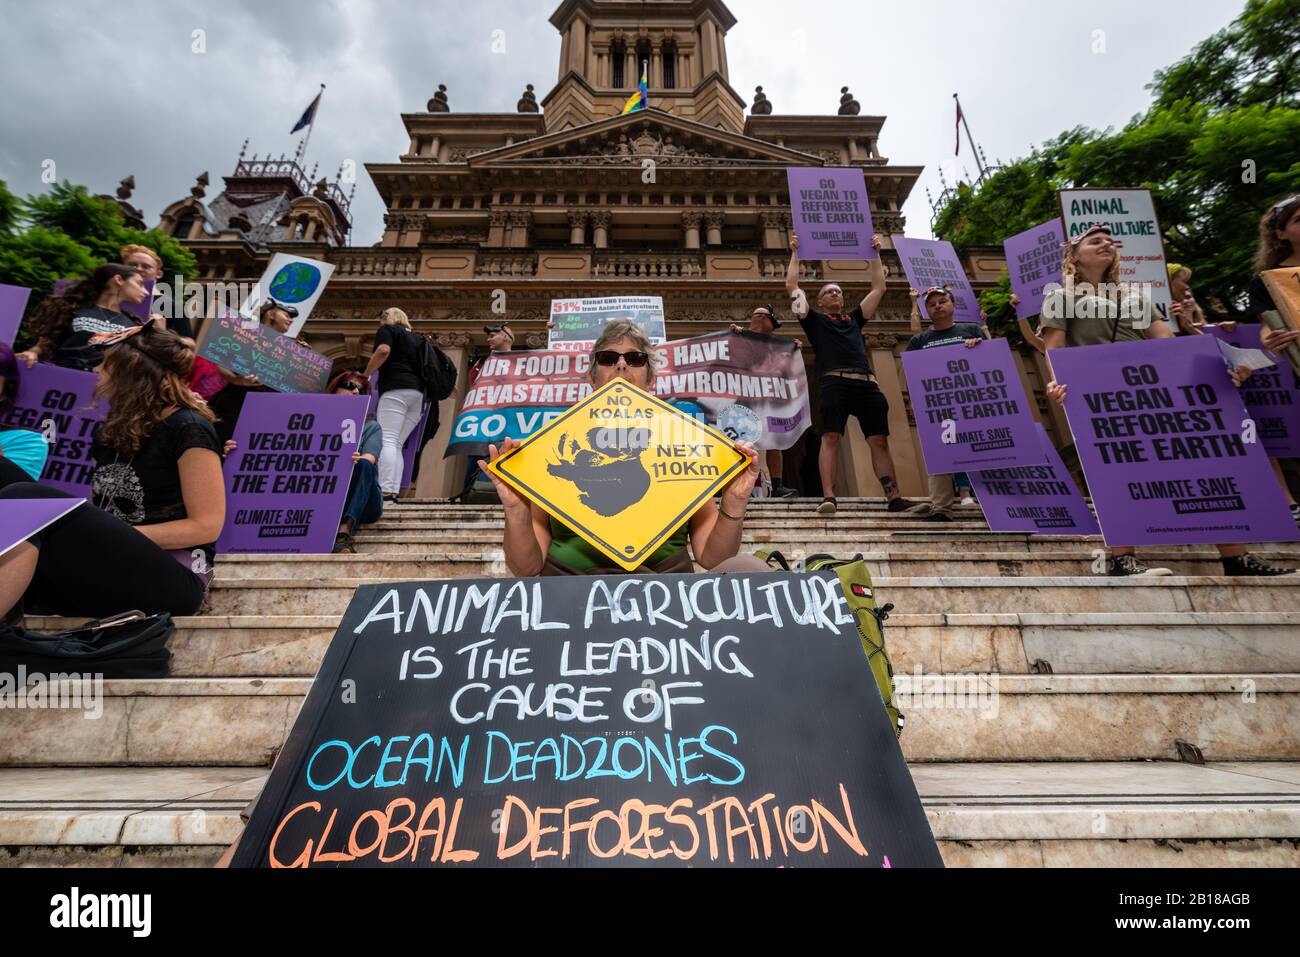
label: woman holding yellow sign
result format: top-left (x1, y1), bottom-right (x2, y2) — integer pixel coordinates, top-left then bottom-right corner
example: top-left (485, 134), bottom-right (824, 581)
top-left (478, 320), bottom-right (768, 576)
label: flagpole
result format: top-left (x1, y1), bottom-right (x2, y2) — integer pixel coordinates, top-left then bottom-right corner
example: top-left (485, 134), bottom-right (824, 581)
top-left (953, 93), bottom-right (986, 179)
top-left (297, 84), bottom-right (326, 170)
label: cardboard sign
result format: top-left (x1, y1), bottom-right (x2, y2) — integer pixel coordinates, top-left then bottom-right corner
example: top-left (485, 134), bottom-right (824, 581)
top-left (1049, 336), bottom-right (1297, 546)
top-left (240, 253), bottom-right (336, 338)
top-left (548, 296), bottom-right (666, 352)
top-left (1058, 188), bottom-right (1171, 319)
top-left (785, 167), bottom-right (877, 261)
top-left (892, 237), bottom-right (981, 323)
top-left (0, 283), bottom-right (32, 346)
top-left (1204, 325), bottom-right (1300, 456)
top-left (231, 571), bottom-right (943, 868)
top-left (217, 392), bottom-right (371, 554)
top-left (0, 498), bottom-right (84, 559)
top-left (488, 380), bottom-right (747, 570)
top-left (1261, 266), bottom-right (1300, 332)
top-left (196, 310), bottom-right (332, 394)
top-left (901, 338), bottom-right (1045, 474)
top-left (1, 364), bottom-right (104, 494)
top-left (1002, 220), bottom-right (1065, 321)
top-left (969, 424), bottom-right (1101, 535)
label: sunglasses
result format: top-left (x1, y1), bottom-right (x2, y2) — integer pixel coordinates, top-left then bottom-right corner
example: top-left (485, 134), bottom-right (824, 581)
top-left (1272, 196), bottom-right (1300, 226)
top-left (594, 349), bottom-right (650, 368)
top-left (339, 380), bottom-right (365, 393)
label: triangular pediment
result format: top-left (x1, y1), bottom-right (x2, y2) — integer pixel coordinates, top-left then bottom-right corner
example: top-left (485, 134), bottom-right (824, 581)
top-left (467, 109), bottom-right (823, 168)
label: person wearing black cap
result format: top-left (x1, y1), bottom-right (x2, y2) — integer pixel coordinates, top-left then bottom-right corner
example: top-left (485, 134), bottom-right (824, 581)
top-left (729, 304), bottom-right (802, 498)
top-left (468, 322), bottom-right (515, 386)
top-left (904, 285), bottom-right (988, 521)
top-left (1042, 223), bottom-right (1293, 578)
top-left (786, 232), bottom-right (914, 516)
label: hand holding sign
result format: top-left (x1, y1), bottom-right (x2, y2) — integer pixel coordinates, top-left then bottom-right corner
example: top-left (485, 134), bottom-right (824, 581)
top-left (477, 438), bottom-right (532, 517)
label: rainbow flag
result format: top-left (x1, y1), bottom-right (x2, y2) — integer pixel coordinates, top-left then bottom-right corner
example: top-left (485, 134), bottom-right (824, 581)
top-left (621, 62), bottom-right (648, 114)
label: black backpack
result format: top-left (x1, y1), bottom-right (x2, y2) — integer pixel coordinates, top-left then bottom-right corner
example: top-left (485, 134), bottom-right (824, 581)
top-left (0, 611), bottom-right (175, 679)
top-left (416, 334), bottom-right (458, 402)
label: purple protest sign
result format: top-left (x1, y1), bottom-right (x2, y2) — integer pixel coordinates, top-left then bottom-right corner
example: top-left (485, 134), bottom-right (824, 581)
top-left (970, 424), bottom-right (1100, 535)
top-left (0, 499), bottom-right (84, 558)
top-left (892, 237), bottom-right (981, 323)
top-left (1002, 220), bottom-right (1065, 321)
top-left (1051, 336), bottom-right (1297, 546)
top-left (401, 403), bottom-right (431, 488)
top-left (217, 392), bottom-right (370, 554)
top-left (786, 167), bottom-right (877, 260)
top-left (1203, 324), bottom-right (1300, 457)
top-left (1, 364), bottom-right (104, 494)
top-left (0, 283), bottom-right (32, 346)
top-left (901, 337), bottom-right (1045, 473)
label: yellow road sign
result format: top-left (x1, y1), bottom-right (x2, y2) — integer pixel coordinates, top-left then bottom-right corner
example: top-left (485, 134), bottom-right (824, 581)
top-left (488, 380), bottom-right (748, 570)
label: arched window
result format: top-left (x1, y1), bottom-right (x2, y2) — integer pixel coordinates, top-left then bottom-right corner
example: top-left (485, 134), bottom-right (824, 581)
top-left (611, 41), bottom-right (626, 88)
top-left (172, 210), bottom-right (197, 239)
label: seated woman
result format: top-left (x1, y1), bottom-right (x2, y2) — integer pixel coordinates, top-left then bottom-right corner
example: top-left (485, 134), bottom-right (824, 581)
top-left (328, 370), bottom-right (385, 553)
top-left (0, 322), bottom-right (225, 621)
top-left (16, 263), bottom-right (151, 371)
top-left (479, 319), bottom-right (769, 576)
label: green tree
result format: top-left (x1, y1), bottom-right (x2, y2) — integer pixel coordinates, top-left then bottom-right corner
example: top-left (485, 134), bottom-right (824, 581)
top-left (933, 0), bottom-right (1300, 318)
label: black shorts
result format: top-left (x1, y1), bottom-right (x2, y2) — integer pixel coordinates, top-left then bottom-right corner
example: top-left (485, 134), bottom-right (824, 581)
top-left (820, 375), bottom-right (890, 437)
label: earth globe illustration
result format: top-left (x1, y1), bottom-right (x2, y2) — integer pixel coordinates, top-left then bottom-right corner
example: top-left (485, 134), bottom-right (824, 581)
top-left (267, 261), bottom-right (322, 304)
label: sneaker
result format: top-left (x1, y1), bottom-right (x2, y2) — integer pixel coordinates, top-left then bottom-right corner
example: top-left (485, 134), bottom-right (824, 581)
top-left (907, 502), bottom-right (936, 515)
top-left (1107, 554), bottom-right (1174, 577)
top-left (920, 511), bottom-right (954, 522)
top-left (774, 485), bottom-right (800, 499)
top-left (960, 496), bottom-right (976, 506)
top-left (816, 497), bottom-right (837, 516)
top-left (333, 532), bottom-right (357, 554)
top-left (886, 498), bottom-right (915, 513)
top-left (1221, 554), bottom-right (1297, 577)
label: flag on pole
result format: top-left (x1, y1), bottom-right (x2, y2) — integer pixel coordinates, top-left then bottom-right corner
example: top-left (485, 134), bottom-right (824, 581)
top-left (621, 61), bottom-right (649, 114)
top-left (291, 88), bottom-right (324, 134)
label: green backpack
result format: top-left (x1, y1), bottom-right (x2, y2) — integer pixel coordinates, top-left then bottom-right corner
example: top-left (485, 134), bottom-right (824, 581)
top-left (755, 550), bottom-right (903, 737)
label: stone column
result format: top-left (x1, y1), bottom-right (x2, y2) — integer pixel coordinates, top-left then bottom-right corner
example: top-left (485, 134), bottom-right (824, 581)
top-left (487, 209), bottom-right (508, 246)
top-left (590, 210), bottom-right (611, 248)
top-left (703, 210), bottom-right (724, 246)
top-left (680, 210), bottom-right (702, 249)
top-left (759, 210), bottom-right (784, 249)
top-left (568, 210), bottom-right (588, 245)
top-left (508, 210), bottom-right (532, 248)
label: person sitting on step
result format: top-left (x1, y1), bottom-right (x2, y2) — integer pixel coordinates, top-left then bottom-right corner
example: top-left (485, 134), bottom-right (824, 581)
top-left (16, 264), bottom-right (151, 371)
top-left (328, 371), bottom-right (384, 554)
top-left (0, 321), bottom-right (225, 622)
top-left (478, 319), bottom-right (770, 576)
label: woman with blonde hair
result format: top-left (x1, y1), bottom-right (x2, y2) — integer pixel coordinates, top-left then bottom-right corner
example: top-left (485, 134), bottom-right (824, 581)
top-left (363, 307), bottom-right (427, 500)
top-left (0, 322), bottom-right (226, 620)
top-left (478, 319), bottom-right (767, 576)
top-left (1041, 225), bottom-right (1292, 578)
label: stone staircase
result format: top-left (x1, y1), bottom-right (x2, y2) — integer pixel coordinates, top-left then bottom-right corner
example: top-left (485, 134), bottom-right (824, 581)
top-left (3, 498), bottom-right (1299, 867)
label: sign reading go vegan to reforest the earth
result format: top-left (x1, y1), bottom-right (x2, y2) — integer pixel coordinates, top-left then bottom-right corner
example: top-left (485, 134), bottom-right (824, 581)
top-left (892, 236), bottom-right (981, 323)
top-left (969, 424), bottom-right (1101, 535)
top-left (901, 338), bottom-right (1044, 474)
top-left (785, 167), bottom-right (877, 261)
top-left (230, 570), bottom-right (943, 868)
top-left (217, 392), bottom-right (370, 554)
top-left (2, 364), bottom-right (104, 494)
top-left (1002, 219), bottom-right (1065, 321)
top-left (1050, 336), bottom-right (1298, 547)
top-left (489, 380), bottom-right (746, 571)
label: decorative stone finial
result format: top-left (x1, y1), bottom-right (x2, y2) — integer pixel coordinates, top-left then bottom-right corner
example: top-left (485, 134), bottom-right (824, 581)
top-left (190, 171), bottom-right (209, 199)
top-left (516, 83), bottom-right (539, 113)
top-left (838, 86), bottom-right (860, 116)
top-left (116, 175), bottom-right (135, 200)
top-left (751, 86), bottom-right (772, 115)
top-left (428, 84), bottom-right (450, 112)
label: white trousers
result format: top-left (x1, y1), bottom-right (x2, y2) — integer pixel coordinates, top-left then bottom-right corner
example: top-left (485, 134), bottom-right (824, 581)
top-left (376, 388), bottom-right (424, 494)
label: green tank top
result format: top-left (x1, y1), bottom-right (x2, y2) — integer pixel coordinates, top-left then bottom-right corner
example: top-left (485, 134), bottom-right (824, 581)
top-left (547, 515), bottom-right (690, 571)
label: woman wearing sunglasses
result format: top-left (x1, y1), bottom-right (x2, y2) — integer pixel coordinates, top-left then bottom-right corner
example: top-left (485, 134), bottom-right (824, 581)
top-left (0, 322), bottom-right (225, 622)
top-left (478, 319), bottom-right (768, 576)
top-left (327, 371), bottom-right (385, 553)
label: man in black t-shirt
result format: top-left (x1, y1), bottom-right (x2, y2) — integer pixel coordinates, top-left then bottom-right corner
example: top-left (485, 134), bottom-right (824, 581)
top-left (786, 234), bottom-right (913, 516)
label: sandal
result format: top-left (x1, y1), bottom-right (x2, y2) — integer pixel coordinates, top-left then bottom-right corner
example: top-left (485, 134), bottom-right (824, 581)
top-left (333, 532), bottom-right (357, 554)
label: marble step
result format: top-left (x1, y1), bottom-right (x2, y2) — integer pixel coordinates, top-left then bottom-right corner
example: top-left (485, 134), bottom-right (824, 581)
top-left (27, 611), bottom-right (1299, 678)
top-left (2, 762), bottom-right (1297, 867)
top-left (30, 611), bottom-right (1300, 678)
top-left (200, 576), bottom-right (1300, 617)
top-left (211, 550), bottom-right (1300, 580)
top-left (2, 675), bottom-right (1295, 767)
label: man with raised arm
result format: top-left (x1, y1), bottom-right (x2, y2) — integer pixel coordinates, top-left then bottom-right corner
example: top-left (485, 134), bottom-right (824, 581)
top-left (786, 233), bottom-right (913, 516)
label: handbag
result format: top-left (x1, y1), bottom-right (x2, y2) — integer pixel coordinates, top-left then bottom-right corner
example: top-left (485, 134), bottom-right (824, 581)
top-left (0, 610), bottom-right (175, 679)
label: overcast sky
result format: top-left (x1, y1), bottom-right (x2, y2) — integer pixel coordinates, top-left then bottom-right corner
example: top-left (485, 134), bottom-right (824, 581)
top-left (0, 0), bottom-right (1243, 246)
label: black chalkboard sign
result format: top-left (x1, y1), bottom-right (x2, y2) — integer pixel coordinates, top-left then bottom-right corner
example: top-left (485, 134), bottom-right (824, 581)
top-left (197, 310), bottom-right (332, 394)
top-left (232, 571), bottom-right (942, 867)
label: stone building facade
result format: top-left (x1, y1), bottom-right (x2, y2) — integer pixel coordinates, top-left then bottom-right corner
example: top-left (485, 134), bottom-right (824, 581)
top-left (157, 0), bottom-right (1070, 498)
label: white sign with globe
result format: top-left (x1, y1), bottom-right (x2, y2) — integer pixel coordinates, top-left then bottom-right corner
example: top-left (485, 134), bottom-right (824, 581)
top-left (239, 253), bottom-right (336, 337)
